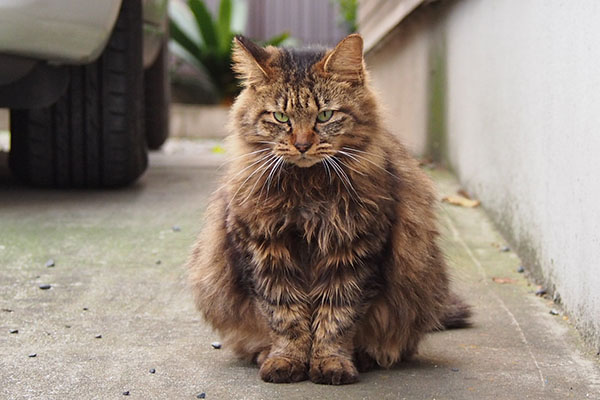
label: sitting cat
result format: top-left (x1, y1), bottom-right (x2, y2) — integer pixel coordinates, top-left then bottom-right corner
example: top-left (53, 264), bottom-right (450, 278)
top-left (187, 34), bottom-right (470, 385)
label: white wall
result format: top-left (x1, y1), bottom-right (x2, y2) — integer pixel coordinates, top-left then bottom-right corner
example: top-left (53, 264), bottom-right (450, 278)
top-left (363, 0), bottom-right (600, 346)
top-left (444, 0), bottom-right (600, 345)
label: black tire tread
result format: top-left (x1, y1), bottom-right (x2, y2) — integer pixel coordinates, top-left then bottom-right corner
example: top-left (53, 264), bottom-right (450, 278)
top-left (9, 0), bottom-right (146, 188)
top-left (144, 38), bottom-right (170, 150)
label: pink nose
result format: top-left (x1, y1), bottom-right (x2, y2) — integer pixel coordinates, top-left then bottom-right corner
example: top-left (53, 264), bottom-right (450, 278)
top-left (294, 142), bottom-right (311, 153)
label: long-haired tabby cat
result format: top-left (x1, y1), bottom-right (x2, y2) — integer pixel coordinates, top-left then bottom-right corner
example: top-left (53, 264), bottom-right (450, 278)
top-left (188, 34), bottom-right (471, 385)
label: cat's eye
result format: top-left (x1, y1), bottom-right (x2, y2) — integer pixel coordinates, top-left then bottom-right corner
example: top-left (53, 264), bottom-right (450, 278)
top-left (273, 112), bottom-right (289, 123)
top-left (317, 110), bottom-right (334, 123)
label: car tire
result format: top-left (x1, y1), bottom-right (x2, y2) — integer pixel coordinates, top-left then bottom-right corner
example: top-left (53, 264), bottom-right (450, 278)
top-left (145, 38), bottom-right (170, 150)
top-left (9, 0), bottom-right (147, 188)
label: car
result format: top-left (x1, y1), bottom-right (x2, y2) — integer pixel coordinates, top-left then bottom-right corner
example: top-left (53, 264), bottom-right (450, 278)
top-left (0, 0), bottom-right (169, 187)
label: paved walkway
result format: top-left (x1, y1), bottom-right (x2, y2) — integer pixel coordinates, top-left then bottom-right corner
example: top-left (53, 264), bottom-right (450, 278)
top-left (1, 139), bottom-right (599, 399)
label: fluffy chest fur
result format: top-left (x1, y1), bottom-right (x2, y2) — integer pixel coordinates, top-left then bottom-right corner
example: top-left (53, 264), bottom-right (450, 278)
top-left (225, 155), bottom-right (397, 258)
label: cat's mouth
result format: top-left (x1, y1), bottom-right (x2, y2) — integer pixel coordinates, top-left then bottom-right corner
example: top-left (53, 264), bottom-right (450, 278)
top-left (289, 153), bottom-right (322, 168)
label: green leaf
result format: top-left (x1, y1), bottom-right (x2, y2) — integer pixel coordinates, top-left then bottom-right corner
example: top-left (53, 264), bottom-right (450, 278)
top-left (261, 32), bottom-right (290, 47)
top-left (168, 0), bottom-right (203, 47)
top-left (217, 0), bottom-right (232, 54)
top-left (169, 19), bottom-right (203, 61)
top-left (188, 0), bottom-right (219, 50)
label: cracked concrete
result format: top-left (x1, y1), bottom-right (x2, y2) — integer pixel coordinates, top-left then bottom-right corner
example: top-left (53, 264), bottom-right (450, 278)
top-left (1, 138), bottom-right (599, 399)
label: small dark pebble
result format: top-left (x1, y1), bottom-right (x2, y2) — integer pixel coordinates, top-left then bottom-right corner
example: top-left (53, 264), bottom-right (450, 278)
top-left (28, 353), bottom-right (37, 358)
top-left (196, 393), bottom-right (206, 399)
top-left (549, 309), bottom-right (559, 316)
top-left (172, 225), bottom-right (181, 232)
top-left (39, 284), bottom-right (51, 290)
top-left (83, 307), bottom-right (89, 311)
top-left (155, 260), bottom-right (162, 265)
top-left (211, 342), bottom-right (222, 349)
top-left (95, 334), bottom-right (102, 339)
top-left (122, 391), bottom-right (130, 396)
top-left (149, 368), bottom-right (156, 374)
top-left (517, 266), bottom-right (525, 273)
top-left (10, 329), bottom-right (19, 334)
top-left (451, 368), bottom-right (459, 372)
top-left (500, 246), bottom-right (510, 252)
top-left (45, 259), bottom-right (55, 268)
top-left (535, 288), bottom-right (547, 296)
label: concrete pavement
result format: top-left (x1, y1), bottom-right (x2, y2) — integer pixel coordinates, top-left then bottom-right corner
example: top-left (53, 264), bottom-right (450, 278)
top-left (1, 138), bottom-right (599, 399)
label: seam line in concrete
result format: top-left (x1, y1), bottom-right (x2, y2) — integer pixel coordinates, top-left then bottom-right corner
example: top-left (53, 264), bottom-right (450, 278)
top-left (442, 211), bottom-right (546, 387)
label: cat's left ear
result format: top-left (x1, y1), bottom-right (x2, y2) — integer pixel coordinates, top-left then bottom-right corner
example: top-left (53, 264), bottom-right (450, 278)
top-left (232, 35), bottom-right (273, 86)
top-left (316, 34), bottom-right (365, 83)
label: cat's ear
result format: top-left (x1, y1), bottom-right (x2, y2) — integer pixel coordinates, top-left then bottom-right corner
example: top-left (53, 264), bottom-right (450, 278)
top-left (317, 34), bottom-right (364, 83)
top-left (232, 35), bottom-right (272, 86)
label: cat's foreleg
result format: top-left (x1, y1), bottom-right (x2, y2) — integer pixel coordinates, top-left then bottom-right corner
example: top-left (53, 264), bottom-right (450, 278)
top-left (250, 243), bottom-right (312, 383)
top-left (308, 256), bottom-right (378, 385)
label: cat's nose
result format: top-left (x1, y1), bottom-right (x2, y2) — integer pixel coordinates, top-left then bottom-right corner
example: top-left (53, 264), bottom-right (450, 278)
top-left (294, 142), bottom-right (311, 153)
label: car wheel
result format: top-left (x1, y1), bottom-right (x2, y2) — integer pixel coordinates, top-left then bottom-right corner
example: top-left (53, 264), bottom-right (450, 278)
top-left (9, 0), bottom-right (147, 188)
top-left (145, 38), bottom-right (170, 150)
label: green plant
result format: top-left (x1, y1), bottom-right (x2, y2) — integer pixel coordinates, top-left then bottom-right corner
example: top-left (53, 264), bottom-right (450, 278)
top-left (333, 0), bottom-right (358, 33)
top-left (169, 0), bottom-right (292, 102)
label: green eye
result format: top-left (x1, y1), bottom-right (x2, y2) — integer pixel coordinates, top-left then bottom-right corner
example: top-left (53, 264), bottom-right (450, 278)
top-left (317, 110), bottom-right (334, 122)
top-left (273, 112), bottom-right (289, 123)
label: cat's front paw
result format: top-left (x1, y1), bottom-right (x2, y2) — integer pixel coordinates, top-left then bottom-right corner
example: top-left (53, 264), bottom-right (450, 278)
top-left (309, 356), bottom-right (359, 385)
top-left (259, 356), bottom-right (308, 383)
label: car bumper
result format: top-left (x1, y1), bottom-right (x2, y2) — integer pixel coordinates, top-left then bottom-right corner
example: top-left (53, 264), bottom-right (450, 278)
top-left (0, 0), bottom-right (122, 64)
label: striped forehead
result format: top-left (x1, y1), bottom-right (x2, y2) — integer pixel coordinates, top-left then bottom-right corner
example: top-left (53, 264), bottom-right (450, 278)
top-left (276, 87), bottom-right (319, 114)
top-left (276, 47), bottom-right (326, 83)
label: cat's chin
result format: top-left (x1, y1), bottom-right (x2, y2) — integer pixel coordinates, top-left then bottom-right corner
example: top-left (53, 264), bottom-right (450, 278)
top-left (290, 157), bottom-right (322, 168)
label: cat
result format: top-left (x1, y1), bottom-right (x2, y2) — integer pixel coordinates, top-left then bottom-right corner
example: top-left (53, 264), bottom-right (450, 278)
top-left (187, 34), bottom-right (471, 385)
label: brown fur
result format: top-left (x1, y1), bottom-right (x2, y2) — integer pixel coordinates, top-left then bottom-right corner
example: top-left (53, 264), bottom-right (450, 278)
top-left (188, 34), bottom-right (470, 385)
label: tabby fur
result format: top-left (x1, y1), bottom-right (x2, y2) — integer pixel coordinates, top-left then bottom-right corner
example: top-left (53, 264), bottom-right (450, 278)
top-left (187, 34), bottom-right (470, 385)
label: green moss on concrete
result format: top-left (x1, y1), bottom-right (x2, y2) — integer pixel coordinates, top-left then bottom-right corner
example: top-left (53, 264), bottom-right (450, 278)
top-left (426, 33), bottom-right (448, 165)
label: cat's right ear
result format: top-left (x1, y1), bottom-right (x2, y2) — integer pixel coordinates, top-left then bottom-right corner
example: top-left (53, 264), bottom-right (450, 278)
top-left (232, 35), bottom-right (272, 86)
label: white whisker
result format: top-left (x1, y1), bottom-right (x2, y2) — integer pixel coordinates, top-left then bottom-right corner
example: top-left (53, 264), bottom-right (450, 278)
top-left (240, 155), bottom-right (280, 206)
top-left (321, 158), bottom-right (332, 183)
top-left (227, 154), bottom-right (277, 209)
top-left (216, 152), bottom-right (273, 194)
top-left (340, 147), bottom-right (399, 179)
top-left (218, 148), bottom-right (270, 170)
top-left (265, 157), bottom-right (285, 197)
top-left (333, 152), bottom-right (367, 176)
top-left (326, 156), bottom-right (363, 205)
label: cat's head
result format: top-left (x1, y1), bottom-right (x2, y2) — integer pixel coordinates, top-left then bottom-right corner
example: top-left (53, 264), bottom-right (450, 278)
top-left (230, 34), bottom-right (378, 168)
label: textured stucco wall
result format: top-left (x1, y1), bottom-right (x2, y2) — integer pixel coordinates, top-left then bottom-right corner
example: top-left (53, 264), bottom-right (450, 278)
top-left (365, 11), bottom-right (433, 155)
top-left (364, 0), bottom-right (600, 347)
top-left (444, 0), bottom-right (600, 346)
